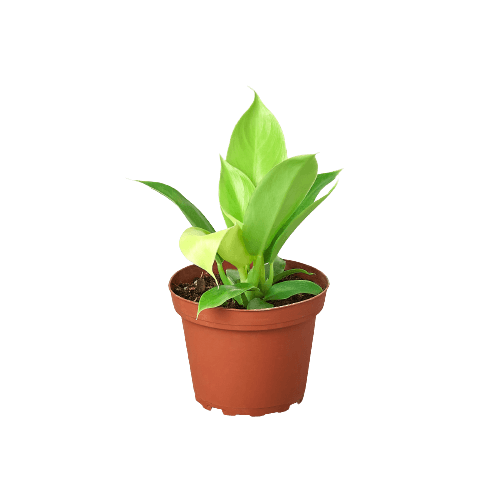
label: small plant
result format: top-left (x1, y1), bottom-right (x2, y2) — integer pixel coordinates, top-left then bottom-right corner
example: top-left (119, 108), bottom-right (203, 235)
top-left (136, 91), bottom-right (341, 316)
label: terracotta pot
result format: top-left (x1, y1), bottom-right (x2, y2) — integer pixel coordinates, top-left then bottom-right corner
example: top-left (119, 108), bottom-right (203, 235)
top-left (168, 259), bottom-right (329, 417)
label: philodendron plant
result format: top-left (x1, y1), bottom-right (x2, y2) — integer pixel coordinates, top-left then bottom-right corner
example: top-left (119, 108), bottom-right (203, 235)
top-left (136, 91), bottom-right (341, 317)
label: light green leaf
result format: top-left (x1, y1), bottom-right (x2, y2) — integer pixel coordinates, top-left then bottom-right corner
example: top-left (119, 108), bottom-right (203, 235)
top-left (217, 224), bottom-right (253, 268)
top-left (264, 183), bottom-right (338, 263)
top-left (179, 227), bottom-right (230, 280)
top-left (243, 154), bottom-right (318, 256)
top-left (219, 157), bottom-right (255, 228)
top-left (221, 207), bottom-right (243, 228)
top-left (136, 181), bottom-right (214, 232)
top-left (198, 283), bottom-right (258, 317)
top-left (264, 280), bottom-right (322, 301)
top-left (227, 91), bottom-right (287, 185)
top-left (246, 298), bottom-right (274, 310)
top-left (273, 268), bottom-right (314, 283)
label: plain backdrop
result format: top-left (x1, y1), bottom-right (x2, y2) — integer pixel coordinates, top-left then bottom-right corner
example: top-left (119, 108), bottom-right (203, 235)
top-left (1, 1), bottom-right (499, 499)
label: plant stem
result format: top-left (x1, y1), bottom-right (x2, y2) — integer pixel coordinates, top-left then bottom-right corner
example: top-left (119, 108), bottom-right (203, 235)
top-left (242, 258), bottom-right (265, 305)
top-left (216, 258), bottom-right (231, 286)
top-left (238, 266), bottom-right (248, 283)
top-left (262, 261), bottom-right (274, 294)
top-left (255, 255), bottom-right (265, 287)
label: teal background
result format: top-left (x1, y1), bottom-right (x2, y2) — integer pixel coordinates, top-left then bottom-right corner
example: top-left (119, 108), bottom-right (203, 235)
top-left (1, 1), bottom-right (499, 499)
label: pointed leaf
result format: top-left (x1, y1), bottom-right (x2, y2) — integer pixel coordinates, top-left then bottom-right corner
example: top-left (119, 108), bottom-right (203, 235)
top-left (219, 157), bottom-right (255, 227)
top-left (264, 280), bottom-right (322, 301)
top-left (293, 170), bottom-right (341, 218)
top-left (246, 298), bottom-right (274, 310)
top-left (197, 283), bottom-right (258, 317)
top-left (179, 227), bottom-right (230, 280)
top-left (264, 183), bottom-right (338, 263)
top-left (273, 268), bottom-right (314, 283)
top-left (217, 224), bottom-right (253, 268)
top-left (243, 155), bottom-right (318, 256)
top-left (227, 91), bottom-right (287, 185)
top-left (136, 181), bottom-right (214, 232)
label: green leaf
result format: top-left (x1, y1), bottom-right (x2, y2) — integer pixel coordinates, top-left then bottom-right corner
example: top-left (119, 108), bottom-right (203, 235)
top-left (264, 280), bottom-right (323, 301)
top-left (136, 181), bottom-right (214, 232)
top-left (243, 154), bottom-right (318, 256)
top-left (273, 268), bottom-right (314, 283)
top-left (217, 224), bottom-right (253, 268)
top-left (292, 170), bottom-right (341, 218)
top-left (225, 268), bottom-right (241, 284)
top-left (221, 207), bottom-right (243, 228)
top-left (264, 183), bottom-right (338, 263)
top-left (246, 298), bottom-right (274, 310)
top-left (198, 283), bottom-right (258, 317)
top-left (226, 91), bottom-right (287, 185)
top-left (265, 256), bottom-right (286, 280)
top-left (219, 157), bottom-right (255, 228)
top-left (215, 260), bottom-right (243, 305)
top-left (179, 227), bottom-right (230, 280)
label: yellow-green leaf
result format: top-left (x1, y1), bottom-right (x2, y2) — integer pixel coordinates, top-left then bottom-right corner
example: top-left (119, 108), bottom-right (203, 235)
top-left (217, 224), bottom-right (253, 269)
top-left (219, 156), bottom-right (255, 228)
top-left (220, 207), bottom-right (235, 227)
top-left (179, 227), bottom-right (230, 280)
top-left (226, 91), bottom-right (287, 185)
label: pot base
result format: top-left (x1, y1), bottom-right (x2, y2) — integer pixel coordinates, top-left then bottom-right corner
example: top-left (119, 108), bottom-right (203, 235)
top-left (196, 396), bottom-right (304, 417)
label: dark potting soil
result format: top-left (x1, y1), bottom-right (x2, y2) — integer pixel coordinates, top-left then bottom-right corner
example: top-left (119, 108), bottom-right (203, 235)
top-left (172, 271), bottom-right (324, 309)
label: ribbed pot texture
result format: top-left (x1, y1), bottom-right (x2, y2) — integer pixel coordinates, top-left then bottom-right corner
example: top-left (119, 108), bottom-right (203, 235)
top-left (168, 260), bottom-right (329, 417)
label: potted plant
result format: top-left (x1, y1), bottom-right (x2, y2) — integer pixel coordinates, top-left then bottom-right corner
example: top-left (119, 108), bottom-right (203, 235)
top-left (135, 90), bottom-right (341, 416)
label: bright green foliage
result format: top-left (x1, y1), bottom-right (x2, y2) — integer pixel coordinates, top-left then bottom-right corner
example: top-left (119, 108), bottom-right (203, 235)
top-left (246, 298), bottom-right (274, 310)
top-left (264, 183), bottom-right (338, 264)
top-left (134, 89), bottom-right (340, 317)
top-left (243, 154), bottom-right (318, 256)
top-left (219, 157), bottom-right (255, 227)
top-left (273, 268), bottom-right (314, 283)
top-left (136, 181), bottom-right (214, 232)
top-left (226, 91), bottom-right (287, 185)
top-left (264, 280), bottom-right (323, 301)
top-left (225, 269), bottom-right (241, 284)
top-left (197, 283), bottom-right (257, 317)
top-left (265, 256), bottom-right (286, 281)
top-left (217, 224), bottom-right (253, 268)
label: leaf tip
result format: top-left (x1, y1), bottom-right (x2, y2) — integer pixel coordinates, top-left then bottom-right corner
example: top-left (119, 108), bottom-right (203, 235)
top-left (248, 87), bottom-right (263, 106)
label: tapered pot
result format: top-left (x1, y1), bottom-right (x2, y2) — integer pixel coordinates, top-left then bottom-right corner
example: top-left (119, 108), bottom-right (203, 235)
top-left (168, 260), bottom-right (329, 417)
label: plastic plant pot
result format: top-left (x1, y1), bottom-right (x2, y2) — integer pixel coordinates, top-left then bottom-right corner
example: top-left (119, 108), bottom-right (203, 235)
top-left (169, 260), bottom-right (329, 417)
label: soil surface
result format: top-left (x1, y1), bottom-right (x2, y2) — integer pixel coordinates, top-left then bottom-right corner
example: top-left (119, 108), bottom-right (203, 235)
top-left (172, 271), bottom-right (324, 309)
